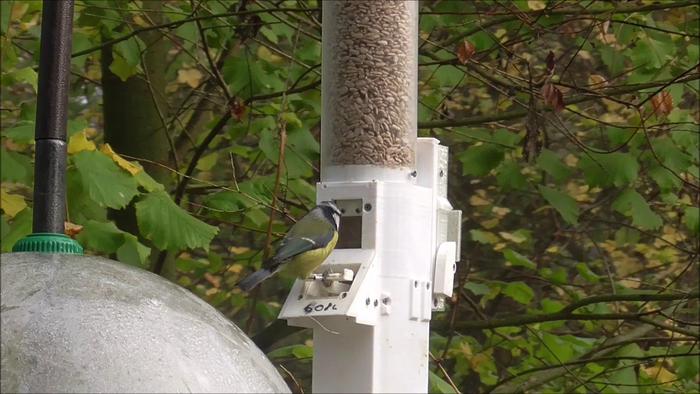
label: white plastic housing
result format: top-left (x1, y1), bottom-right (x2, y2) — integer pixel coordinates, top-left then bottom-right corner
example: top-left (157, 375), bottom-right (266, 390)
top-left (279, 138), bottom-right (461, 392)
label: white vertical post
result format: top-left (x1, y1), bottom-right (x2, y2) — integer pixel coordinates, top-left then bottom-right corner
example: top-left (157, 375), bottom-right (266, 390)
top-left (318, 1), bottom-right (427, 392)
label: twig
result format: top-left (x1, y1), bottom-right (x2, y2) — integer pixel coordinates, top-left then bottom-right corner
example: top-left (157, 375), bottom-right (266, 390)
top-left (456, 291), bottom-right (699, 330)
top-left (279, 364), bottom-right (304, 394)
top-left (429, 351), bottom-right (462, 394)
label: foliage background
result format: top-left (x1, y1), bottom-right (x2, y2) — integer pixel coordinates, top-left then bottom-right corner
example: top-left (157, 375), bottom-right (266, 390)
top-left (1, 0), bottom-right (698, 392)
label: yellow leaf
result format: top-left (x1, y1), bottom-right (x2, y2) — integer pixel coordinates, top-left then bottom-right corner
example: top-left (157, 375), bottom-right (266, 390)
top-left (618, 278), bottom-right (641, 289)
top-left (499, 232), bottom-right (527, 243)
top-left (470, 195), bottom-right (490, 206)
top-left (0, 189), bottom-right (27, 218)
top-left (545, 245), bottom-right (559, 254)
top-left (481, 218), bottom-right (500, 229)
top-left (527, 0), bottom-right (546, 10)
top-left (11, 3), bottom-right (29, 20)
top-left (588, 74), bottom-right (608, 87)
top-left (493, 242), bottom-right (507, 251)
top-left (177, 68), bottom-right (203, 88)
top-left (257, 46), bottom-right (284, 64)
top-left (86, 64), bottom-right (102, 80)
top-left (67, 130), bottom-right (96, 154)
top-left (577, 50), bottom-right (592, 60)
top-left (64, 221), bottom-right (84, 237)
top-left (229, 246), bottom-right (251, 254)
top-left (564, 154), bottom-right (578, 167)
top-left (641, 363), bottom-right (676, 384)
top-left (132, 15), bottom-right (149, 27)
top-left (227, 264), bottom-right (244, 274)
top-left (205, 287), bottom-right (219, 296)
top-left (100, 143), bottom-right (142, 175)
top-left (492, 206), bottom-right (511, 217)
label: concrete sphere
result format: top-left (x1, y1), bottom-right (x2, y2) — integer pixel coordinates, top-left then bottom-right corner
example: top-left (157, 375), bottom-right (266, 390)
top-left (0, 253), bottom-right (290, 393)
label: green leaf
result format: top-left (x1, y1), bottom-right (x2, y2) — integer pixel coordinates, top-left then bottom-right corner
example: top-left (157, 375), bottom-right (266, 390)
top-left (539, 267), bottom-right (568, 285)
top-left (135, 191), bottom-right (219, 251)
top-left (77, 220), bottom-right (125, 253)
top-left (684, 206), bottom-right (699, 235)
top-left (434, 65), bottom-right (464, 87)
top-left (72, 150), bottom-right (140, 209)
top-left (470, 229), bottom-right (499, 244)
top-left (537, 332), bottom-right (574, 363)
top-left (538, 186), bottom-right (579, 225)
top-left (502, 281), bottom-right (534, 305)
top-left (0, 147), bottom-right (32, 183)
top-left (10, 67), bottom-right (37, 92)
top-left (0, 1), bottom-right (12, 35)
top-left (259, 127), bottom-right (319, 179)
top-left (675, 345), bottom-right (700, 380)
top-left (579, 152), bottom-right (639, 187)
top-left (291, 344), bottom-right (313, 359)
top-left (428, 371), bottom-right (458, 394)
top-left (541, 298), bottom-right (564, 313)
top-left (537, 149), bottom-right (572, 182)
top-left (459, 145), bottom-right (504, 176)
top-left (649, 165), bottom-right (681, 192)
top-left (464, 282), bottom-right (490, 296)
top-left (116, 234), bottom-right (151, 267)
top-left (600, 45), bottom-right (626, 76)
top-left (612, 189), bottom-right (662, 230)
top-left (2, 120), bottom-right (34, 143)
top-left (134, 170), bottom-right (164, 192)
top-left (222, 55), bottom-right (264, 99)
top-left (109, 53), bottom-right (138, 81)
top-left (113, 36), bottom-right (143, 67)
top-left (267, 344), bottom-right (313, 360)
top-left (204, 191), bottom-right (247, 213)
top-left (496, 160), bottom-right (527, 191)
top-left (576, 262), bottom-right (600, 283)
top-left (0, 208), bottom-right (32, 252)
top-left (503, 249), bottom-right (536, 270)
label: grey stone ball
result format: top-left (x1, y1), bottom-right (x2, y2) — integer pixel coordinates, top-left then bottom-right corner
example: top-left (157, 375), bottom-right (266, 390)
top-left (0, 253), bottom-right (290, 393)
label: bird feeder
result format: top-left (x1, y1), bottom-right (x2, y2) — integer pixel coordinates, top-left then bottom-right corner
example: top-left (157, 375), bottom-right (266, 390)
top-left (279, 1), bottom-right (462, 392)
top-left (0, 2), bottom-right (288, 392)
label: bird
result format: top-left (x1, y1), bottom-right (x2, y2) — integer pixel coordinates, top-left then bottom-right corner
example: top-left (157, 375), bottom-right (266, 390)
top-left (237, 201), bottom-right (342, 291)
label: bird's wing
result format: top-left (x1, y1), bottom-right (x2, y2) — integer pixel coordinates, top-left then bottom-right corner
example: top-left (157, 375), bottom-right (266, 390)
top-left (270, 210), bottom-right (336, 263)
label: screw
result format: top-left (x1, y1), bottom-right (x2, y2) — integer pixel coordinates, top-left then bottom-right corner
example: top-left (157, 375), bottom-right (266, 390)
top-left (364, 203), bottom-right (372, 212)
top-left (373, 299), bottom-right (378, 307)
top-left (439, 169), bottom-right (445, 177)
top-left (366, 297), bottom-right (371, 305)
top-left (382, 297), bottom-right (391, 305)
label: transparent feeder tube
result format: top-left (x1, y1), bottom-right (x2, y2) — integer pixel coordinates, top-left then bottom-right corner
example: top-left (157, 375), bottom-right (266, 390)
top-left (321, 1), bottom-right (418, 182)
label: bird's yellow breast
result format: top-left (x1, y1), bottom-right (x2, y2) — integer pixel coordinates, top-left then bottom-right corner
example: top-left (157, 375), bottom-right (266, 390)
top-left (283, 232), bottom-right (338, 278)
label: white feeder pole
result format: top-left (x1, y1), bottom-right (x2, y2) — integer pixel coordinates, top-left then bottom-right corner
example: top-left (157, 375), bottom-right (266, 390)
top-left (280, 1), bottom-right (461, 392)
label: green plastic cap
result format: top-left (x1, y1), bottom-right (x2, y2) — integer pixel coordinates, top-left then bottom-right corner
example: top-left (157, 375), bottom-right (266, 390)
top-left (12, 233), bottom-right (84, 255)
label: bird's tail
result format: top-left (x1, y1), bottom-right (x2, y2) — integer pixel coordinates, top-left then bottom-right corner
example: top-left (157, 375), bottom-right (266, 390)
top-left (237, 268), bottom-right (274, 291)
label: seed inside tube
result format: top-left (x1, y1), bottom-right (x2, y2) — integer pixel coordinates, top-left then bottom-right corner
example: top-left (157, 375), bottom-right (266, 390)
top-left (324, 1), bottom-right (416, 168)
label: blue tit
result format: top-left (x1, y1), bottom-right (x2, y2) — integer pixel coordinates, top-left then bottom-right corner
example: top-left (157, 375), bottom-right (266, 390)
top-left (237, 201), bottom-right (342, 291)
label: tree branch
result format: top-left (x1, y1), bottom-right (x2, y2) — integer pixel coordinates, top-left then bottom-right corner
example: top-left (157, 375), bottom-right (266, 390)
top-left (456, 291), bottom-right (699, 330)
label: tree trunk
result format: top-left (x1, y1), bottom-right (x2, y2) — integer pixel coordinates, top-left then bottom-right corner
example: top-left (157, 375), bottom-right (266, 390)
top-left (101, 6), bottom-right (175, 277)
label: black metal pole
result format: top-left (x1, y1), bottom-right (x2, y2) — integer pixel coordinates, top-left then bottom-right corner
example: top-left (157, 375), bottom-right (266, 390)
top-left (32, 0), bottom-right (74, 234)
